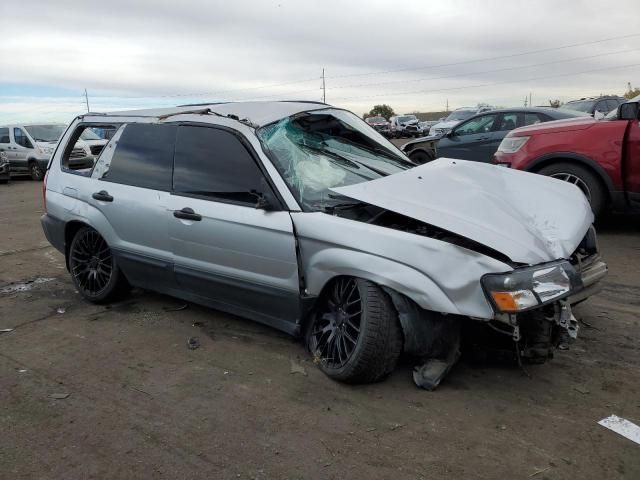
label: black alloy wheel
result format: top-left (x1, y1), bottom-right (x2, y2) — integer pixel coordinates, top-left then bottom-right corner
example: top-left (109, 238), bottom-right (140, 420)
top-left (68, 226), bottom-right (128, 303)
top-left (309, 277), bottom-right (362, 369)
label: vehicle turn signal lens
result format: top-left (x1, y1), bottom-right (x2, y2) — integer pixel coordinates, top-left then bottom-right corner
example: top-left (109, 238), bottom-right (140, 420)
top-left (490, 290), bottom-right (537, 312)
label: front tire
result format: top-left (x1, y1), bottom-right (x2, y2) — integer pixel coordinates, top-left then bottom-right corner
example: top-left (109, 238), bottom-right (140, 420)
top-left (307, 278), bottom-right (402, 384)
top-left (29, 161), bottom-right (44, 181)
top-left (538, 162), bottom-right (606, 217)
top-left (68, 226), bottom-right (129, 303)
top-left (409, 150), bottom-right (434, 164)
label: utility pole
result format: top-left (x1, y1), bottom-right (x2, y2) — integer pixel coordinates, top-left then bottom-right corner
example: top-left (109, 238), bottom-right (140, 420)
top-left (524, 96), bottom-right (528, 107)
top-left (446, 99), bottom-right (449, 112)
top-left (529, 92), bottom-right (532, 108)
top-left (83, 89), bottom-right (90, 112)
top-left (321, 68), bottom-right (326, 103)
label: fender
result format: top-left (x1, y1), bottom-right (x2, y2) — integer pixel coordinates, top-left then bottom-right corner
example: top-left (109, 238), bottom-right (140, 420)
top-left (303, 247), bottom-right (463, 317)
top-left (526, 152), bottom-right (616, 197)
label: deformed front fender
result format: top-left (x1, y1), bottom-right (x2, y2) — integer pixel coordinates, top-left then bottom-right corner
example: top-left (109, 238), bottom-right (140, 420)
top-left (291, 212), bottom-right (512, 320)
top-left (302, 246), bottom-right (461, 315)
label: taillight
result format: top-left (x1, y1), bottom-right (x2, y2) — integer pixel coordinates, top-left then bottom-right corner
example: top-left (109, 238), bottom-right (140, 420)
top-left (42, 172), bottom-right (47, 213)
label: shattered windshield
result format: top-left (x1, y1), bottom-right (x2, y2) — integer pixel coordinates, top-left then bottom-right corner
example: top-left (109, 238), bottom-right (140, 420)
top-left (257, 108), bottom-right (413, 211)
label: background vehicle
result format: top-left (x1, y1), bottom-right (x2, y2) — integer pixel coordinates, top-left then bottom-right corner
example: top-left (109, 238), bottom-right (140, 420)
top-left (428, 106), bottom-right (493, 136)
top-left (0, 123), bottom-right (108, 180)
top-left (389, 114), bottom-right (420, 138)
top-left (494, 96), bottom-right (640, 217)
top-left (41, 101), bottom-right (604, 387)
top-left (418, 120), bottom-right (437, 136)
top-left (562, 96), bottom-right (626, 119)
top-left (401, 107), bottom-right (584, 164)
top-left (0, 151), bottom-right (9, 184)
top-left (365, 116), bottom-right (391, 136)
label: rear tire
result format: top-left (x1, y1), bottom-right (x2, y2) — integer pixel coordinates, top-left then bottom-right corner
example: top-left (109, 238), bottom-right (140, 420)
top-left (409, 150), bottom-right (435, 164)
top-left (307, 278), bottom-right (403, 384)
top-left (538, 162), bottom-right (606, 217)
top-left (68, 226), bottom-right (129, 303)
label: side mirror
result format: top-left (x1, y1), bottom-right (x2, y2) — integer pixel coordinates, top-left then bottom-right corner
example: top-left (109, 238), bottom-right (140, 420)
top-left (618, 102), bottom-right (639, 120)
top-left (250, 190), bottom-right (278, 211)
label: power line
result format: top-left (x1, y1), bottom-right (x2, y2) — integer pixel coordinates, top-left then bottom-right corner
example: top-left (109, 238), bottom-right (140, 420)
top-left (331, 62), bottom-right (640, 102)
top-left (327, 33), bottom-right (640, 79)
top-left (328, 48), bottom-right (640, 91)
top-left (97, 33), bottom-right (640, 101)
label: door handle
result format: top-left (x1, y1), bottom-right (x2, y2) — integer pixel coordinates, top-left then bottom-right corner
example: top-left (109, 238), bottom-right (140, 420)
top-left (173, 207), bottom-right (202, 221)
top-left (92, 190), bottom-right (113, 202)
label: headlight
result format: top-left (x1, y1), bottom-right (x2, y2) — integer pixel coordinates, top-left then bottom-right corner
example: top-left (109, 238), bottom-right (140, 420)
top-left (482, 261), bottom-right (582, 313)
top-left (497, 136), bottom-right (529, 154)
top-left (38, 146), bottom-right (54, 155)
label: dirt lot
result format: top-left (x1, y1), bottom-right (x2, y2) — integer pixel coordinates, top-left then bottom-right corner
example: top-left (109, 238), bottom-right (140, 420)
top-left (1, 179), bottom-right (639, 480)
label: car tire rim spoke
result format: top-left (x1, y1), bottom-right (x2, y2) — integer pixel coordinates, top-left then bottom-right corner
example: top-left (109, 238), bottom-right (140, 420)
top-left (311, 278), bottom-right (362, 369)
top-left (70, 230), bottom-right (113, 296)
top-left (550, 172), bottom-right (592, 202)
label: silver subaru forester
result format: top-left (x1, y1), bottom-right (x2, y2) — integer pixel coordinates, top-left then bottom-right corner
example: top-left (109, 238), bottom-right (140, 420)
top-left (41, 101), bottom-right (607, 388)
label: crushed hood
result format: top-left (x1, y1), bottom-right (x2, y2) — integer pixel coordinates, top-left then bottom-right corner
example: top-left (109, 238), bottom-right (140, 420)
top-left (331, 159), bottom-right (593, 264)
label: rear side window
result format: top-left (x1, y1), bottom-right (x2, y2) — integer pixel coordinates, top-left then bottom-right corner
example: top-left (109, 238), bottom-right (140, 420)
top-left (173, 125), bottom-right (268, 205)
top-left (0, 128), bottom-right (9, 143)
top-left (101, 123), bottom-right (176, 191)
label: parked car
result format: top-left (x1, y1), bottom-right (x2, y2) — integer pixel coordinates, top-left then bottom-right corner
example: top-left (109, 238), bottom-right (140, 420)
top-left (428, 106), bottom-right (493, 136)
top-left (0, 151), bottom-right (9, 184)
top-left (562, 96), bottom-right (627, 119)
top-left (0, 124), bottom-right (108, 180)
top-left (418, 120), bottom-right (437, 136)
top-left (389, 114), bottom-right (420, 138)
top-left (494, 96), bottom-right (640, 217)
top-left (365, 116), bottom-right (391, 137)
top-left (41, 101), bottom-right (607, 388)
top-left (401, 108), bottom-right (585, 164)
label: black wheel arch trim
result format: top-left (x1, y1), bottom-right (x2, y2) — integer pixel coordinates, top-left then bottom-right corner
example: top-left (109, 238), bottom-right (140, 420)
top-left (525, 152), bottom-right (615, 199)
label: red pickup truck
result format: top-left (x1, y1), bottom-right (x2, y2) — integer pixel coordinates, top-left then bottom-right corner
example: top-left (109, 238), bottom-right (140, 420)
top-left (494, 98), bottom-right (640, 217)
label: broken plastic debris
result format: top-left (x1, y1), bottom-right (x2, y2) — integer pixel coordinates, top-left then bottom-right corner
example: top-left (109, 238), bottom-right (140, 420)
top-left (49, 393), bottom-right (70, 399)
top-left (0, 328), bottom-right (14, 334)
top-left (187, 337), bottom-right (200, 350)
top-left (18, 369), bottom-right (27, 373)
top-left (289, 359), bottom-right (307, 376)
top-left (57, 307), bottom-right (66, 314)
top-left (598, 415), bottom-right (640, 445)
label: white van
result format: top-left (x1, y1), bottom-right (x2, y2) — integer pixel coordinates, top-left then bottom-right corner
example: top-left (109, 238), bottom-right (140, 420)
top-left (0, 124), bottom-right (108, 180)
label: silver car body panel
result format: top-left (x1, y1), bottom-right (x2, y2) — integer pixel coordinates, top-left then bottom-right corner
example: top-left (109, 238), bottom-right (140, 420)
top-left (291, 212), bottom-right (510, 319)
top-left (331, 159), bottom-right (593, 265)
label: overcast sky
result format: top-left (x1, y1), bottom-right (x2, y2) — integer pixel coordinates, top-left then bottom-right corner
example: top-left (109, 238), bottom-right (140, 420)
top-left (1, 0), bottom-right (639, 124)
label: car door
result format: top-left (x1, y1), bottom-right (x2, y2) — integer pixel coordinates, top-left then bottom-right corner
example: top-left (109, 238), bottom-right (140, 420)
top-left (169, 124), bottom-right (300, 333)
top-left (88, 122), bottom-right (177, 292)
top-left (624, 111), bottom-right (640, 204)
top-left (10, 127), bottom-right (33, 173)
top-left (436, 113), bottom-right (499, 162)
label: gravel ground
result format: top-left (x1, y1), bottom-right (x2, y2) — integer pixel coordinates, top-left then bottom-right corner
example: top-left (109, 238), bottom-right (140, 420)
top-left (1, 179), bottom-right (639, 479)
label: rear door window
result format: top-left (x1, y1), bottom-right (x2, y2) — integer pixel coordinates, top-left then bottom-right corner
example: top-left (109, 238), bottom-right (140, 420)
top-left (497, 113), bottom-right (520, 131)
top-left (173, 125), bottom-right (270, 206)
top-left (100, 123), bottom-right (176, 191)
top-left (524, 113), bottom-right (547, 125)
top-left (0, 128), bottom-right (9, 143)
